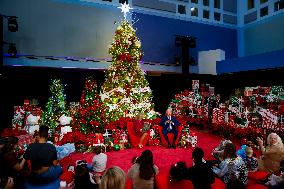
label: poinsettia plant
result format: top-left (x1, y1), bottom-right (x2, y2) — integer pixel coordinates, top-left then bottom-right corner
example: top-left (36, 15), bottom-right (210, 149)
top-left (58, 130), bottom-right (102, 148)
top-left (0, 128), bottom-right (27, 137)
top-left (211, 122), bottom-right (263, 141)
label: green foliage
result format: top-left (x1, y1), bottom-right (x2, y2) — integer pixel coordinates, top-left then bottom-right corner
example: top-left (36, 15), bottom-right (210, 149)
top-left (74, 77), bottom-right (104, 134)
top-left (101, 20), bottom-right (154, 123)
top-left (42, 79), bottom-right (67, 129)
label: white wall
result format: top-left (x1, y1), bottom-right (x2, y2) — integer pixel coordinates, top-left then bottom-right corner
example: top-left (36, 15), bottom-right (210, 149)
top-left (198, 49), bottom-right (225, 75)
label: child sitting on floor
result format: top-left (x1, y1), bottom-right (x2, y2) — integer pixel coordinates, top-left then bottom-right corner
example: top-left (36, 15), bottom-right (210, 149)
top-left (169, 161), bottom-right (187, 182)
top-left (74, 160), bottom-right (100, 189)
top-left (212, 132), bottom-right (232, 162)
top-left (243, 147), bottom-right (258, 172)
top-left (92, 146), bottom-right (107, 175)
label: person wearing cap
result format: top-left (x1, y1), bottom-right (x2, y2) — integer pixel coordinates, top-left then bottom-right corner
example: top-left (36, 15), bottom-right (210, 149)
top-left (160, 108), bottom-right (180, 149)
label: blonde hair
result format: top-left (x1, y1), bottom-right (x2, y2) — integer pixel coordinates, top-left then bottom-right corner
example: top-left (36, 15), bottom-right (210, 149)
top-left (246, 147), bottom-right (253, 157)
top-left (135, 113), bottom-right (145, 120)
top-left (100, 166), bottom-right (126, 189)
top-left (267, 133), bottom-right (283, 148)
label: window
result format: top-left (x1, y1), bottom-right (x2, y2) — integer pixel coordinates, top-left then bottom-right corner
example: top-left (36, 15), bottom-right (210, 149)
top-left (214, 12), bottom-right (221, 21)
top-left (203, 0), bottom-right (209, 6)
top-left (214, 0), bottom-right (220, 9)
top-left (244, 11), bottom-right (257, 24)
top-left (260, 6), bottom-right (268, 17)
top-left (224, 14), bottom-right (237, 25)
top-left (119, 0), bottom-right (128, 3)
top-left (260, 0), bottom-right (268, 4)
top-left (275, 1), bottom-right (284, 12)
top-left (203, 10), bottom-right (210, 19)
top-left (191, 8), bottom-right (198, 17)
top-left (191, 0), bottom-right (198, 4)
top-left (178, 5), bottom-right (186, 14)
top-left (248, 0), bottom-right (255, 10)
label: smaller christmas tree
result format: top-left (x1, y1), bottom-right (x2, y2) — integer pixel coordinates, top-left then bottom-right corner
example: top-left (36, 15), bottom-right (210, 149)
top-left (42, 79), bottom-right (68, 129)
top-left (74, 77), bottom-right (104, 134)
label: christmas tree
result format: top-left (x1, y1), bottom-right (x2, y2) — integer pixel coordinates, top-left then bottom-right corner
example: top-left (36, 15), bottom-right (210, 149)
top-left (42, 79), bottom-right (68, 129)
top-left (74, 77), bottom-right (104, 134)
top-left (101, 19), bottom-right (155, 123)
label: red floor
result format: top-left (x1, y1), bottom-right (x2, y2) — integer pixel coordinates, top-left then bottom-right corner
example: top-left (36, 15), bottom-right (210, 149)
top-left (60, 130), bottom-right (269, 189)
top-left (60, 129), bottom-right (224, 173)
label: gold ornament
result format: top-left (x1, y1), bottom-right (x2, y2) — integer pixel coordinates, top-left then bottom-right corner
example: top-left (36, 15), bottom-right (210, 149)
top-left (112, 98), bottom-right (119, 104)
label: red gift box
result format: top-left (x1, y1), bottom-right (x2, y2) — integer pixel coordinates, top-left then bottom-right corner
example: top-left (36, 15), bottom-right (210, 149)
top-left (95, 133), bottom-right (104, 144)
top-left (244, 90), bottom-right (253, 97)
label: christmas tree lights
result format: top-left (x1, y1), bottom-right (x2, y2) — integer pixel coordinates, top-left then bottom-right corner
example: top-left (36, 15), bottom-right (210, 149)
top-left (101, 19), bottom-right (155, 123)
top-left (42, 79), bottom-right (68, 129)
top-left (73, 77), bottom-right (104, 134)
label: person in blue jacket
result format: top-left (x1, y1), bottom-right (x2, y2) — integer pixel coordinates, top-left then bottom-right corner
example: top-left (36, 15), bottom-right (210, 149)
top-left (160, 108), bottom-right (180, 149)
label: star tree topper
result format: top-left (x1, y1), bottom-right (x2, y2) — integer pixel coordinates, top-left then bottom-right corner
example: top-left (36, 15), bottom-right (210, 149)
top-left (118, 2), bottom-right (133, 19)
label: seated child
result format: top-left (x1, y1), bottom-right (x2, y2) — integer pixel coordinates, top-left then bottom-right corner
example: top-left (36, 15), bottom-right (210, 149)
top-left (237, 145), bottom-right (247, 160)
top-left (74, 160), bottom-right (99, 189)
top-left (243, 147), bottom-right (258, 172)
top-left (92, 146), bottom-right (107, 175)
top-left (168, 162), bottom-right (194, 189)
top-left (169, 161), bottom-right (187, 182)
top-left (212, 132), bottom-right (232, 161)
top-left (265, 160), bottom-right (284, 186)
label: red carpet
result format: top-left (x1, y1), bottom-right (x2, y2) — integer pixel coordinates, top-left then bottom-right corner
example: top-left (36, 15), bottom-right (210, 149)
top-left (60, 129), bottom-right (224, 173)
top-left (60, 130), bottom-right (271, 189)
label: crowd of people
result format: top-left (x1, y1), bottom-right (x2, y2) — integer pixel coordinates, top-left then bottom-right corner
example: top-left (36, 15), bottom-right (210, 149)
top-left (1, 116), bottom-right (284, 188)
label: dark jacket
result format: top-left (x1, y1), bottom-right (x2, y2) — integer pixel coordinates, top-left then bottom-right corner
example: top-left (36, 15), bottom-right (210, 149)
top-left (160, 116), bottom-right (180, 131)
top-left (187, 162), bottom-right (215, 189)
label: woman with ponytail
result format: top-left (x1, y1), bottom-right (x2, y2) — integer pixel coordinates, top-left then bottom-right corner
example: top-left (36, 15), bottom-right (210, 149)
top-left (127, 150), bottom-right (159, 189)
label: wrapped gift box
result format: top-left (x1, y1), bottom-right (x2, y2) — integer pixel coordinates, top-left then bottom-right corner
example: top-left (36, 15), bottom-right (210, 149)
top-left (12, 106), bottom-right (25, 129)
top-left (244, 90), bottom-right (253, 97)
top-left (212, 108), bottom-right (225, 124)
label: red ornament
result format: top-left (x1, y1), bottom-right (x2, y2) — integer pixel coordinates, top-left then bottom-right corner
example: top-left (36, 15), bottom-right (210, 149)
top-left (119, 53), bottom-right (132, 62)
top-left (241, 138), bottom-right (247, 145)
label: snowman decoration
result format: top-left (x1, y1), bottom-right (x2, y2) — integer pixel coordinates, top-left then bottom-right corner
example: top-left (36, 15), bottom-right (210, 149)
top-left (25, 114), bottom-right (40, 134)
top-left (59, 115), bottom-right (73, 137)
